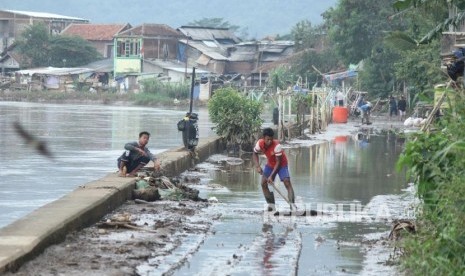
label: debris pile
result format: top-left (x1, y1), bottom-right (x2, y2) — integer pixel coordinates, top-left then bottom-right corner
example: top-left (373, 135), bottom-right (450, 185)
top-left (133, 174), bottom-right (206, 202)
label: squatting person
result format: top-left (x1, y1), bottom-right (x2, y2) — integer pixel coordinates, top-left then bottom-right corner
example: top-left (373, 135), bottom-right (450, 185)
top-left (117, 131), bottom-right (160, 177)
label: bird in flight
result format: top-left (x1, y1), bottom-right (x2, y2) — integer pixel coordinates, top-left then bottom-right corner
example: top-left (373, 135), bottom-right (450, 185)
top-left (13, 121), bottom-right (54, 159)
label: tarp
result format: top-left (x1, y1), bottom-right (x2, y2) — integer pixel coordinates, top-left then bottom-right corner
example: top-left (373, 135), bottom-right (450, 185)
top-left (16, 67), bottom-right (94, 76)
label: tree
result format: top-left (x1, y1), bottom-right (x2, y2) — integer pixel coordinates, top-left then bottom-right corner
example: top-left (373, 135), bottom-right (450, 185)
top-left (267, 66), bottom-right (293, 93)
top-left (323, 0), bottom-right (403, 65)
top-left (16, 23), bottom-right (51, 67)
top-left (320, 0), bottom-right (411, 96)
top-left (290, 48), bottom-right (341, 88)
top-left (16, 23), bottom-right (101, 68)
top-left (49, 36), bottom-right (101, 67)
top-left (291, 20), bottom-right (325, 52)
top-left (208, 87), bottom-right (263, 152)
top-left (385, 2), bottom-right (448, 96)
top-left (393, 0), bottom-right (465, 44)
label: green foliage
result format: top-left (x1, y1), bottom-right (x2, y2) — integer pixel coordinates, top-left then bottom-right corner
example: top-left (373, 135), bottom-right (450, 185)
top-left (386, 5), bottom-right (447, 99)
top-left (291, 20), bottom-right (325, 51)
top-left (291, 48), bottom-right (340, 87)
top-left (49, 36), bottom-right (101, 67)
top-left (394, 0), bottom-right (465, 44)
top-left (17, 23), bottom-right (101, 68)
top-left (267, 67), bottom-right (293, 92)
top-left (140, 79), bottom-right (189, 99)
top-left (397, 88), bottom-right (465, 273)
top-left (323, 0), bottom-right (402, 65)
top-left (321, 0), bottom-right (407, 97)
top-left (134, 79), bottom-right (189, 105)
top-left (358, 45), bottom-right (400, 97)
top-left (17, 23), bottom-right (51, 67)
top-left (393, 39), bottom-right (444, 94)
top-left (208, 87), bottom-right (263, 147)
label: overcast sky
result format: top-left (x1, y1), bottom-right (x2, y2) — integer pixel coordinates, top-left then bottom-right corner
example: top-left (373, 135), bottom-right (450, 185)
top-left (1, 0), bottom-right (338, 38)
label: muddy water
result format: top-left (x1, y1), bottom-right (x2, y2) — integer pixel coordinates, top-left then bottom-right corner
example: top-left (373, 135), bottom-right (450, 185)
top-left (167, 132), bottom-right (410, 275)
top-left (0, 101), bottom-right (214, 228)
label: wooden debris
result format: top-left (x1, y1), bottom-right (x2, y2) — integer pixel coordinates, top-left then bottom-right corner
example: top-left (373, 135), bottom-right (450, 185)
top-left (388, 219), bottom-right (416, 241)
top-left (97, 221), bottom-right (157, 233)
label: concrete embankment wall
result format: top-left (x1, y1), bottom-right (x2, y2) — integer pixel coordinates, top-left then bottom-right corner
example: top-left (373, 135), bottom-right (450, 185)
top-left (0, 136), bottom-right (225, 273)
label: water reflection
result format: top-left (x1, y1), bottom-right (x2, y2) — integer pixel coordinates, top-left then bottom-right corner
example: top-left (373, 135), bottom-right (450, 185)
top-left (261, 223), bottom-right (294, 274)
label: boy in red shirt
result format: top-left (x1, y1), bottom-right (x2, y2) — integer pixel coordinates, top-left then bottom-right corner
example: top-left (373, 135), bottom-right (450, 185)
top-left (252, 128), bottom-right (295, 211)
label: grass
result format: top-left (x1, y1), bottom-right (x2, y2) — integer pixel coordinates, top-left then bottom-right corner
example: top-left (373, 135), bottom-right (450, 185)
top-left (0, 89), bottom-right (191, 108)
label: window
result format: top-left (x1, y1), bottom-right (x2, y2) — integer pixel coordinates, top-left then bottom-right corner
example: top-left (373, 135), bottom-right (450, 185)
top-left (116, 38), bottom-right (141, 57)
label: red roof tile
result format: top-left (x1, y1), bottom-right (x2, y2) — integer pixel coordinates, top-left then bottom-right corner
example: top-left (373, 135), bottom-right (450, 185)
top-left (61, 23), bottom-right (131, 41)
top-left (118, 24), bottom-right (182, 37)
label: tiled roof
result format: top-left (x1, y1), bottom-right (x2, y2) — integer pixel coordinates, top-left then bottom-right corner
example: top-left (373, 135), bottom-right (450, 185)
top-left (61, 23), bottom-right (131, 41)
top-left (117, 24), bottom-right (182, 38)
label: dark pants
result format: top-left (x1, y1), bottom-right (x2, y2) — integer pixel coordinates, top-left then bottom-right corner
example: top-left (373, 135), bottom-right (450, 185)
top-left (117, 153), bottom-right (150, 173)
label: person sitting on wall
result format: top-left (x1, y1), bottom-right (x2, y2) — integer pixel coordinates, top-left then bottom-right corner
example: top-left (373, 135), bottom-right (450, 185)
top-left (117, 131), bottom-right (160, 177)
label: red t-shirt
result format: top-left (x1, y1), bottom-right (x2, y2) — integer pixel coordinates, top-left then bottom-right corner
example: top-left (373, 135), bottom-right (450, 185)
top-left (254, 139), bottom-right (288, 168)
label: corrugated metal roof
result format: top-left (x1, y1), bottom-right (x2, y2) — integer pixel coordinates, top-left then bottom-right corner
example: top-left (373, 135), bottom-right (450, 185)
top-left (118, 24), bottom-right (182, 38)
top-left (16, 67), bottom-right (94, 76)
top-left (178, 26), bottom-right (240, 43)
top-left (180, 40), bottom-right (229, 60)
top-left (3, 9), bottom-right (87, 21)
top-left (228, 52), bottom-right (256, 62)
top-left (84, 59), bottom-right (113, 72)
top-left (143, 59), bottom-right (210, 74)
top-left (61, 23), bottom-right (130, 41)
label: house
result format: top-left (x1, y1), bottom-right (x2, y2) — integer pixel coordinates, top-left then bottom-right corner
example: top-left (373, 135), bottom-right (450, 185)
top-left (143, 59), bottom-right (210, 83)
top-left (0, 9), bottom-right (88, 52)
top-left (177, 26), bottom-right (241, 74)
top-left (61, 23), bottom-right (131, 58)
top-left (0, 43), bottom-right (21, 74)
top-left (237, 40), bottom-right (295, 86)
top-left (113, 23), bottom-right (183, 77)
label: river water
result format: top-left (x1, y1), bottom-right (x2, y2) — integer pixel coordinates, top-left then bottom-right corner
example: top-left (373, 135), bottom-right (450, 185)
top-left (0, 101), bottom-right (215, 228)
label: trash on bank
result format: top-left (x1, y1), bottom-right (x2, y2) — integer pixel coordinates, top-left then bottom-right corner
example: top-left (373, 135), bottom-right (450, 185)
top-left (132, 173), bottom-right (206, 202)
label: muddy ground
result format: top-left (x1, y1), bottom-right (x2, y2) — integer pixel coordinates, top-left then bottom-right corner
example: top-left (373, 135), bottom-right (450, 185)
top-left (5, 196), bottom-right (219, 276)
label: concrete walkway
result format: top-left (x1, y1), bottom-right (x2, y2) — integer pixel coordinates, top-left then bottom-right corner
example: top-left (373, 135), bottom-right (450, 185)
top-left (0, 136), bottom-right (224, 273)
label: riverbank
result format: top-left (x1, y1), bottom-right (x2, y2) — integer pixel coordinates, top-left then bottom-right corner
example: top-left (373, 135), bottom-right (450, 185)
top-left (1, 113), bottom-right (414, 275)
top-left (0, 89), bottom-right (195, 108)
top-left (0, 134), bottom-right (224, 274)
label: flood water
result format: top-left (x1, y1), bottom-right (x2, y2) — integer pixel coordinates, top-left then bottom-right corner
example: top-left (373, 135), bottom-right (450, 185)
top-left (1, 101), bottom-right (412, 275)
top-left (0, 101), bottom-right (215, 228)
top-left (154, 132), bottom-right (411, 275)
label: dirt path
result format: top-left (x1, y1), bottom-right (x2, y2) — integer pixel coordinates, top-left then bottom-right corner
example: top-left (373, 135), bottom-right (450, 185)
top-left (5, 199), bottom-right (219, 276)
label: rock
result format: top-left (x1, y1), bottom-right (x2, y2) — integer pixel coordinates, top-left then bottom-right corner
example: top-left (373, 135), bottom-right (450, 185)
top-left (133, 187), bottom-right (160, 202)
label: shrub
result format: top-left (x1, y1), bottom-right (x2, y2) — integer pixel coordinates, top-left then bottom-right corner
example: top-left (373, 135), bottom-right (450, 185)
top-left (208, 87), bottom-right (263, 151)
top-left (397, 88), bottom-right (465, 274)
